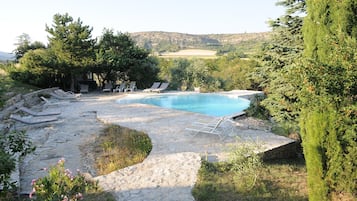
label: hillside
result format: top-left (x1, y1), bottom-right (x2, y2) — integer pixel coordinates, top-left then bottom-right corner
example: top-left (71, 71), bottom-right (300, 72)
top-left (129, 31), bottom-right (271, 54)
top-left (0, 51), bottom-right (15, 62)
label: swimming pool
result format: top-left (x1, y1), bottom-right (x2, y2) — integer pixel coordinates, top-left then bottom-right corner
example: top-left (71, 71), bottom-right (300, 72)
top-left (116, 93), bottom-right (250, 117)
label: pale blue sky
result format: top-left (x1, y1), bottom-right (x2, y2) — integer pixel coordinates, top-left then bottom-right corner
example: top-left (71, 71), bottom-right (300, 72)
top-left (1, 0), bottom-right (285, 52)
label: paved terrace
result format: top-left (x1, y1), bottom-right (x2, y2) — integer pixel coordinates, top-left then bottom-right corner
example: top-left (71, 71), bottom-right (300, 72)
top-left (16, 90), bottom-right (295, 201)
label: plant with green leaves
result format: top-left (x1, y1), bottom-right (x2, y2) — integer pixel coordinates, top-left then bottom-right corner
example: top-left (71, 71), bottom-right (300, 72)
top-left (30, 158), bottom-right (98, 201)
top-left (229, 140), bottom-right (262, 192)
top-left (46, 13), bottom-right (96, 91)
top-left (94, 29), bottom-right (159, 89)
top-left (0, 130), bottom-right (35, 199)
top-left (252, 0), bottom-right (305, 131)
top-left (300, 0), bottom-right (357, 200)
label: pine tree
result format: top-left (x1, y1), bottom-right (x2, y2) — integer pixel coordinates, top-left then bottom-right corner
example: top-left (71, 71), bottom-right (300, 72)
top-left (253, 0), bottom-right (305, 130)
top-left (46, 13), bottom-right (96, 91)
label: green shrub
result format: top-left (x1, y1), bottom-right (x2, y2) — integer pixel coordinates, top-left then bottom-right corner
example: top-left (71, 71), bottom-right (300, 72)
top-left (244, 94), bottom-right (270, 120)
top-left (0, 130), bottom-right (35, 198)
top-left (229, 141), bottom-right (262, 192)
top-left (30, 158), bottom-right (98, 201)
top-left (300, 107), bottom-right (330, 201)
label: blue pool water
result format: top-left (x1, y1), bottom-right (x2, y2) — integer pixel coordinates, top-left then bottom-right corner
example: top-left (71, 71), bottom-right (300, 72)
top-left (117, 93), bottom-right (250, 117)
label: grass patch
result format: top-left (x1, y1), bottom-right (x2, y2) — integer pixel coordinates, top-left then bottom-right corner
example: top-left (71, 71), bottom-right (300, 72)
top-left (192, 158), bottom-right (308, 201)
top-left (94, 124), bottom-right (152, 175)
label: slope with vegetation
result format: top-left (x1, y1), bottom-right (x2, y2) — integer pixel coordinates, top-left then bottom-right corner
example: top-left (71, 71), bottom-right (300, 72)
top-left (130, 31), bottom-right (270, 55)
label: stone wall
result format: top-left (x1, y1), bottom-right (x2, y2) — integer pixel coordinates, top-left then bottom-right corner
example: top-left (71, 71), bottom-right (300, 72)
top-left (261, 141), bottom-right (299, 161)
top-left (0, 87), bottom-right (59, 121)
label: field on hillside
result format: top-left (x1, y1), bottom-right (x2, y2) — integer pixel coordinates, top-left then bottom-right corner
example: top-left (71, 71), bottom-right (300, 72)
top-left (159, 49), bottom-right (217, 59)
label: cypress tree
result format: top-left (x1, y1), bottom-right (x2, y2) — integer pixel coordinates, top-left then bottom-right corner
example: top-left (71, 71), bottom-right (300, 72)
top-left (301, 0), bottom-right (357, 200)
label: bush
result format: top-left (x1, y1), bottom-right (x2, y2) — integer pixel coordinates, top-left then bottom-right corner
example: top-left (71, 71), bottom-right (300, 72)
top-left (229, 140), bottom-right (262, 192)
top-left (244, 94), bottom-right (270, 120)
top-left (30, 158), bottom-right (98, 201)
top-left (0, 130), bottom-right (35, 198)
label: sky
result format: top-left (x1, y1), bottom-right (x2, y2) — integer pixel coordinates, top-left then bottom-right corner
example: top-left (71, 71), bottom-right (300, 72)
top-left (0, 0), bottom-right (285, 52)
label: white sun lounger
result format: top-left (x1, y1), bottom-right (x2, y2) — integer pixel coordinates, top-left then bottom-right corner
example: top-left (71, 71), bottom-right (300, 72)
top-left (79, 84), bottom-right (89, 93)
top-left (102, 83), bottom-right (113, 92)
top-left (40, 96), bottom-right (69, 107)
top-left (185, 117), bottom-right (235, 140)
top-left (113, 83), bottom-right (127, 92)
top-left (10, 114), bottom-right (59, 124)
top-left (143, 82), bottom-right (161, 92)
top-left (151, 82), bottom-right (169, 93)
top-left (50, 90), bottom-right (80, 100)
top-left (54, 89), bottom-right (81, 98)
top-left (17, 106), bottom-right (61, 116)
top-left (124, 81), bottom-right (137, 92)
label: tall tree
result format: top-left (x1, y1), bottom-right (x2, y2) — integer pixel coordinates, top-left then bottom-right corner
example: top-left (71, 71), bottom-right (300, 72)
top-left (300, 0), bottom-right (357, 200)
top-left (94, 29), bottom-right (158, 88)
top-left (14, 33), bottom-right (46, 60)
top-left (253, 0), bottom-right (306, 130)
top-left (46, 13), bottom-right (96, 91)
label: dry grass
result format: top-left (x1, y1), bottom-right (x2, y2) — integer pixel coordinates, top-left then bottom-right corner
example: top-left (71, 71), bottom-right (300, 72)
top-left (160, 49), bottom-right (217, 59)
top-left (193, 158), bottom-right (308, 201)
top-left (93, 124), bottom-right (152, 175)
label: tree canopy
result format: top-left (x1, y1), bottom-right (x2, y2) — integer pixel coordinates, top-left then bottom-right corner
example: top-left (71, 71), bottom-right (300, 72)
top-left (46, 13), bottom-right (96, 91)
top-left (94, 29), bottom-right (159, 88)
top-left (252, 0), bottom-right (305, 129)
top-left (14, 13), bottom-right (158, 91)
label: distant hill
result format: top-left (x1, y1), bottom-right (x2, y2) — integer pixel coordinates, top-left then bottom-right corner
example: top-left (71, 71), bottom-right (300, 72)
top-left (0, 51), bottom-right (15, 62)
top-left (129, 31), bottom-right (271, 54)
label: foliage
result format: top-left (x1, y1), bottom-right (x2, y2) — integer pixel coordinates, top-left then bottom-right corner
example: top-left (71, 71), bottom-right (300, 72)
top-left (192, 158), bottom-right (308, 201)
top-left (12, 49), bottom-right (59, 88)
top-left (46, 13), bottom-right (96, 91)
top-left (0, 64), bottom-right (39, 108)
top-left (244, 94), bottom-right (270, 120)
top-left (228, 141), bottom-right (263, 191)
top-left (166, 58), bottom-right (191, 90)
top-left (252, 0), bottom-right (305, 127)
top-left (158, 54), bottom-right (257, 92)
top-left (299, 0), bottom-right (357, 199)
top-left (94, 125), bottom-right (152, 175)
top-left (212, 55), bottom-right (258, 90)
top-left (299, 106), bottom-right (330, 201)
top-left (94, 29), bottom-right (159, 88)
top-left (30, 158), bottom-right (102, 201)
top-left (0, 130), bottom-right (35, 198)
top-left (13, 33), bottom-right (46, 60)
top-left (130, 31), bottom-right (270, 54)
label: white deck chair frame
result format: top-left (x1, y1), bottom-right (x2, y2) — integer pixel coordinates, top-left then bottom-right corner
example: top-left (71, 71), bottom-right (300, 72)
top-left (185, 117), bottom-right (235, 140)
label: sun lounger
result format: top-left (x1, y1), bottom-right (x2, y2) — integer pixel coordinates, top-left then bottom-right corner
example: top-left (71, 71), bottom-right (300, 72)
top-left (49, 89), bottom-right (80, 100)
top-left (40, 96), bottom-right (69, 107)
top-left (54, 89), bottom-right (81, 98)
top-left (79, 84), bottom-right (89, 93)
top-left (10, 114), bottom-right (59, 124)
top-left (151, 82), bottom-right (169, 93)
top-left (102, 83), bottom-right (113, 92)
top-left (124, 81), bottom-right (137, 92)
top-left (49, 92), bottom-right (77, 100)
top-left (185, 117), bottom-right (235, 139)
top-left (17, 106), bottom-right (61, 116)
top-left (113, 83), bottom-right (126, 92)
top-left (143, 82), bottom-right (161, 92)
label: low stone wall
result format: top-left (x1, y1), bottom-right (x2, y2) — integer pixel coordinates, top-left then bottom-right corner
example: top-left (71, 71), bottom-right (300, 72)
top-left (261, 141), bottom-right (299, 161)
top-left (0, 87), bottom-right (60, 193)
top-left (0, 87), bottom-right (58, 121)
